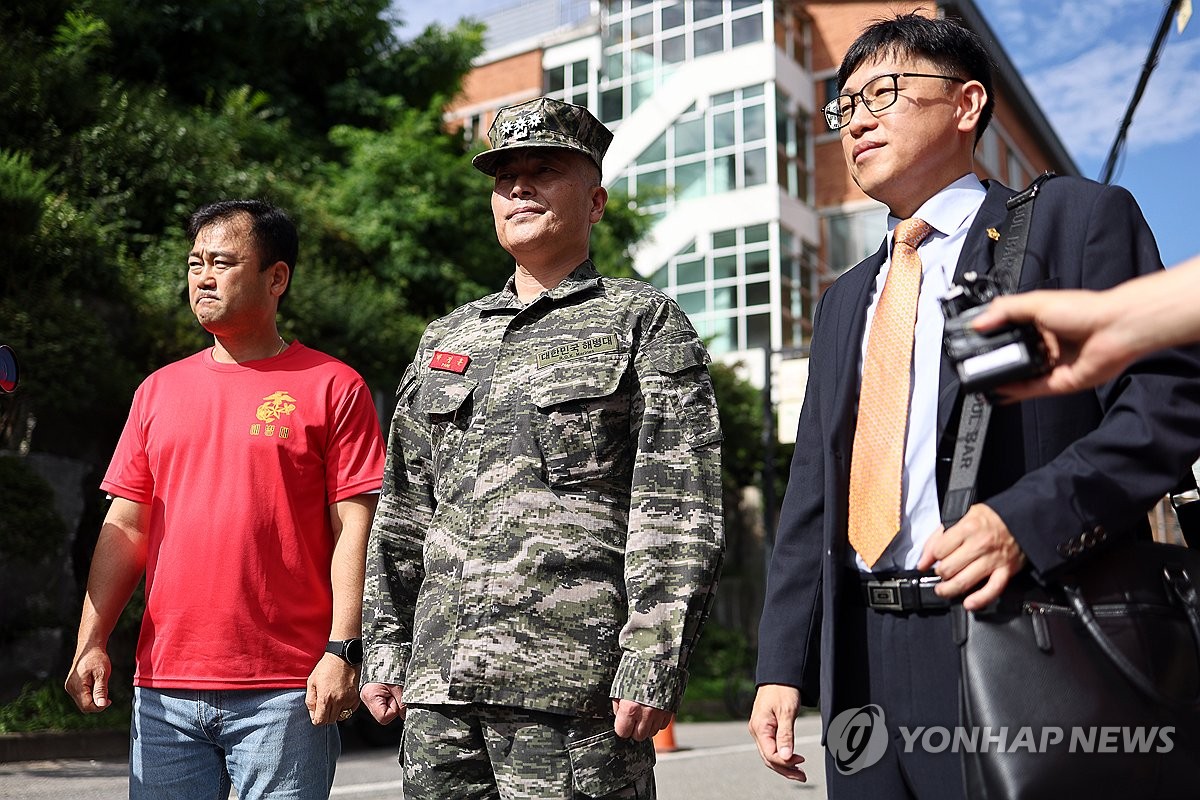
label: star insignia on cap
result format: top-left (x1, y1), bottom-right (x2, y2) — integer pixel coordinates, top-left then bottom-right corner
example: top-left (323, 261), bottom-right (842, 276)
top-left (502, 111), bottom-right (544, 141)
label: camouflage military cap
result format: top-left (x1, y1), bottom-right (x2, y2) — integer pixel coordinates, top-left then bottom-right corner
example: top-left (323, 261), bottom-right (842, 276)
top-left (472, 97), bottom-right (614, 177)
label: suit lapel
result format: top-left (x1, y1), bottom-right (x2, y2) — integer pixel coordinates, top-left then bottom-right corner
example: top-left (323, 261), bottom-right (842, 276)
top-left (830, 238), bottom-right (889, 450)
top-left (936, 180), bottom-right (1013, 438)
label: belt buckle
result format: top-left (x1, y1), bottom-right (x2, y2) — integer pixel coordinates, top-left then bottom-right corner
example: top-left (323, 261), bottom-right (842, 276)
top-left (866, 579), bottom-right (904, 611)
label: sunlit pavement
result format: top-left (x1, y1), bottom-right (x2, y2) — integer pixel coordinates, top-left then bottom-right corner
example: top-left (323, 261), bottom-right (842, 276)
top-left (0, 716), bottom-right (828, 800)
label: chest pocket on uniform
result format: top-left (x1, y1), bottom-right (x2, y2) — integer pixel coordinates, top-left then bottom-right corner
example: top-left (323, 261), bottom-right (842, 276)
top-left (414, 373), bottom-right (477, 480)
top-left (530, 352), bottom-right (630, 488)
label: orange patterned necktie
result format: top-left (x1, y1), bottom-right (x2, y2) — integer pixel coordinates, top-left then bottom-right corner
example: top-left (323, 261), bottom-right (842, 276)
top-left (848, 217), bottom-right (934, 568)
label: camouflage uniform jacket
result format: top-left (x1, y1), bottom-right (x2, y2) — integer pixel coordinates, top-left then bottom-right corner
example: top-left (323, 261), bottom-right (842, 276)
top-left (363, 261), bottom-right (724, 716)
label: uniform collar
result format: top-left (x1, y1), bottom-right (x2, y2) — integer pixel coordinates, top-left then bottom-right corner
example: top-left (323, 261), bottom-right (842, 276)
top-left (477, 260), bottom-right (602, 313)
top-left (543, 260), bottom-right (602, 301)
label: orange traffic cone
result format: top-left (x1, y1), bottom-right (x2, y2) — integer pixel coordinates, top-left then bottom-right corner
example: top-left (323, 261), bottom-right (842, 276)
top-left (653, 720), bottom-right (678, 753)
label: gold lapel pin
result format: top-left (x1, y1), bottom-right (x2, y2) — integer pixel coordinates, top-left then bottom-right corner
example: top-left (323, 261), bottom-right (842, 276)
top-left (986, 227), bottom-right (1001, 241)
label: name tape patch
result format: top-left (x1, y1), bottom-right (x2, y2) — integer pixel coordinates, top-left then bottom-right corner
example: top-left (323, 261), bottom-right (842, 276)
top-left (535, 334), bottom-right (619, 369)
top-left (430, 351), bottom-right (471, 373)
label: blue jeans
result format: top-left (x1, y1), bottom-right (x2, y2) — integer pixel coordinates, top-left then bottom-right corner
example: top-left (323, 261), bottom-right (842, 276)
top-left (129, 687), bottom-right (340, 800)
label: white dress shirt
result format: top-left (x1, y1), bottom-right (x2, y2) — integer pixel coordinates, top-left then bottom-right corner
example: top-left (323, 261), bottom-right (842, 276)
top-left (854, 173), bottom-right (988, 572)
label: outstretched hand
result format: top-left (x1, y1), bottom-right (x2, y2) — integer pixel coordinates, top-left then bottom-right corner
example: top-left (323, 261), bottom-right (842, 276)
top-left (975, 258), bottom-right (1200, 400)
top-left (972, 290), bottom-right (1130, 400)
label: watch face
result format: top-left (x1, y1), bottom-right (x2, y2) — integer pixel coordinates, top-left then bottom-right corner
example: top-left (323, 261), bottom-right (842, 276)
top-left (346, 638), bottom-right (364, 665)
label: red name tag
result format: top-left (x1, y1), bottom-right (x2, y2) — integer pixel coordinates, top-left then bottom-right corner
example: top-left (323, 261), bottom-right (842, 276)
top-left (430, 351), bottom-right (471, 374)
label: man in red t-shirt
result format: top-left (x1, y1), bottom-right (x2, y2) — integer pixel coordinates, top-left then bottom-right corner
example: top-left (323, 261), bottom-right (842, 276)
top-left (65, 200), bottom-right (385, 800)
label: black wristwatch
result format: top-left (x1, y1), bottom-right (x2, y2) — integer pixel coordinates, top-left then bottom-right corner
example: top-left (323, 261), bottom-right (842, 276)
top-left (325, 638), bottom-right (364, 665)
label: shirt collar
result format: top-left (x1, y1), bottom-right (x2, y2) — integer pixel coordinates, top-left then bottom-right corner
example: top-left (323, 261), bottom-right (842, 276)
top-left (886, 173), bottom-right (987, 243)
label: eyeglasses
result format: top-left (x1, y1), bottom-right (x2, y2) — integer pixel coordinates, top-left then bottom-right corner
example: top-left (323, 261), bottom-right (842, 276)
top-left (823, 72), bottom-right (966, 131)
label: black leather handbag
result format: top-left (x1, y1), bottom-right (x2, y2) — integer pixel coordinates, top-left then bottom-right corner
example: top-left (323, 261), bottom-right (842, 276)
top-left (953, 541), bottom-right (1200, 799)
top-left (941, 176), bottom-right (1200, 799)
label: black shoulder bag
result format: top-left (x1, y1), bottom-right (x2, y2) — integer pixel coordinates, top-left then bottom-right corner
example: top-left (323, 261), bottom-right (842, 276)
top-left (942, 175), bottom-right (1200, 800)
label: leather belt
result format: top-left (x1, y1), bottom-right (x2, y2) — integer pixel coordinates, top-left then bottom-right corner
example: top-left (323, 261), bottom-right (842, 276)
top-left (858, 574), bottom-right (951, 612)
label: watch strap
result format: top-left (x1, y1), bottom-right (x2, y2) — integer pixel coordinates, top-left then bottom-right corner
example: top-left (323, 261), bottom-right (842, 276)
top-left (325, 638), bottom-right (363, 665)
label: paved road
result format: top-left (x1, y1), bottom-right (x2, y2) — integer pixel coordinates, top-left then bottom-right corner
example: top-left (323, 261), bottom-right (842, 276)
top-left (654, 716), bottom-right (826, 800)
top-left (0, 716), bottom-right (828, 800)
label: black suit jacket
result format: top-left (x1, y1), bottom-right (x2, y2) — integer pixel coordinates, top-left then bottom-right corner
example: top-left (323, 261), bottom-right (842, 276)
top-left (756, 177), bottom-right (1200, 722)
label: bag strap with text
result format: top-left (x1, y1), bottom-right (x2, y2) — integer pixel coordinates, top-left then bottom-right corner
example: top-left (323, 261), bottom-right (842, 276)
top-left (940, 172), bottom-right (1055, 528)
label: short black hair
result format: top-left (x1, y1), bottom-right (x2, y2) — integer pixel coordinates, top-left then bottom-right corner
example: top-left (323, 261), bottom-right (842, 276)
top-left (186, 199), bottom-right (299, 285)
top-left (837, 13), bottom-right (995, 143)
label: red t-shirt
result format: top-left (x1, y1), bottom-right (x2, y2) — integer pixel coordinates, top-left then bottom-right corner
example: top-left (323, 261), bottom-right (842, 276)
top-left (101, 343), bottom-right (385, 689)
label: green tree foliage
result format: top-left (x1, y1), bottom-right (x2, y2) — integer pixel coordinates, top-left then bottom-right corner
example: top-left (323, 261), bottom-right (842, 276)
top-left (89, 0), bottom-right (389, 136)
top-left (382, 22), bottom-right (492, 114)
top-left (0, 2), bottom-right (111, 157)
top-left (0, 150), bottom-right (50, 246)
top-left (0, 680), bottom-right (131, 733)
top-left (0, 2), bottom-right (499, 457)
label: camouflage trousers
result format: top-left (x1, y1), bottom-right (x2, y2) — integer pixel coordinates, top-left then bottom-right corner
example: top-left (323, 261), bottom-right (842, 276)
top-left (400, 704), bottom-right (656, 800)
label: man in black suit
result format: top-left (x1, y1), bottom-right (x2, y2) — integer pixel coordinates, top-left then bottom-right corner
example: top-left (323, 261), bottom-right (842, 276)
top-left (748, 13), bottom-right (1200, 799)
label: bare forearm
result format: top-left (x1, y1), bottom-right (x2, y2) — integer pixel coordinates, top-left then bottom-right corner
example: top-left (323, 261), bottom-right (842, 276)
top-left (66, 498), bottom-right (148, 713)
top-left (306, 495), bottom-right (376, 726)
top-left (328, 495), bottom-right (376, 640)
top-left (1109, 258), bottom-right (1200, 360)
top-left (74, 500), bottom-right (148, 652)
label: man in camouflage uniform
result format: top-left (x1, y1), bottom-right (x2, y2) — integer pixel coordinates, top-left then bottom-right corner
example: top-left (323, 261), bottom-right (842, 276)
top-left (359, 97), bottom-right (725, 799)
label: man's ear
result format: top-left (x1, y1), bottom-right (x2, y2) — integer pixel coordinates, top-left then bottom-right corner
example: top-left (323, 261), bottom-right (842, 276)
top-left (267, 261), bottom-right (290, 298)
top-left (957, 80), bottom-right (987, 136)
top-left (590, 185), bottom-right (608, 224)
